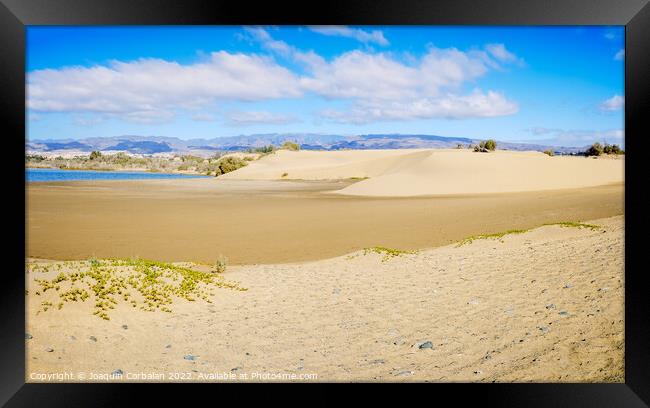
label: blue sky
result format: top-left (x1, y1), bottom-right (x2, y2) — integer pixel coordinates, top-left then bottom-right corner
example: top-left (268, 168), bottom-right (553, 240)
top-left (27, 26), bottom-right (625, 147)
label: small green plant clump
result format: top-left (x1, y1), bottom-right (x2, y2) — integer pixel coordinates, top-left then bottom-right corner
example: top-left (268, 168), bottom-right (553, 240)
top-left (603, 144), bottom-right (624, 155)
top-left (548, 221), bottom-right (601, 230)
top-left (474, 139), bottom-right (497, 152)
top-left (456, 221), bottom-right (602, 246)
top-left (214, 156), bottom-right (248, 176)
top-left (457, 229), bottom-right (529, 246)
top-left (89, 150), bottom-right (103, 160)
top-left (29, 258), bottom-right (246, 320)
top-left (26, 154), bottom-right (46, 162)
top-left (585, 142), bottom-right (624, 157)
top-left (543, 150), bottom-right (554, 156)
top-left (281, 141), bottom-right (301, 151)
top-left (363, 246), bottom-right (417, 261)
top-left (585, 142), bottom-right (604, 157)
top-left (247, 145), bottom-right (275, 154)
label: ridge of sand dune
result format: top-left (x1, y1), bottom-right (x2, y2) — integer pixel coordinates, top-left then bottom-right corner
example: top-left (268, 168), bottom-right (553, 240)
top-left (222, 149), bottom-right (623, 196)
top-left (219, 149), bottom-right (432, 180)
top-left (339, 149), bottom-right (624, 196)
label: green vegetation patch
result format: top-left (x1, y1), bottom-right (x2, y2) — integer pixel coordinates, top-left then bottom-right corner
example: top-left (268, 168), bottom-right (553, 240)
top-left (215, 156), bottom-right (248, 176)
top-left (585, 142), bottom-right (624, 157)
top-left (363, 246), bottom-right (417, 261)
top-left (547, 221), bottom-right (601, 230)
top-left (474, 139), bottom-right (497, 153)
top-left (281, 141), bottom-right (300, 151)
top-left (26, 151), bottom-right (229, 176)
top-left (29, 258), bottom-right (246, 320)
top-left (456, 221), bottom-right (602, 246)
top-left (456, 229), bottom-right (529, 246)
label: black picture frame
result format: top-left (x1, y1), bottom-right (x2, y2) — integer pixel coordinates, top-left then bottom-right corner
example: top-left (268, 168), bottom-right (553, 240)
top-left (3, 0), bottom-right (649, 406)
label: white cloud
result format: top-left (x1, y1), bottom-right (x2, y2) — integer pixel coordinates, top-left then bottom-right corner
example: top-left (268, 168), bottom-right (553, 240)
top-left (485, 43), bottom-right (518, 63)
top-left (600, 94), bottom-right (624, 111)
top-left (191, 113), bottom-right (216, 122)
top-left (28, 29), bottom-right (523, 125)
top-left (614, 49), bottom-right (625, 60)
top-left (28, 51), bottom-right (303, 123)
top-left (306, 45), bottom-right (520, 122)
top-left (308, 26), bottom-right (389, 46)
top-left (72, 114), bottom-right (106, 126)
top-left (303, 46), bottom-right (506, 100)
top-left (225, 110), bottom-right (297, 125)
top-left (321, 90), bottom-right (518, 123)
top-left (243, 27), bottom-right (325, 69)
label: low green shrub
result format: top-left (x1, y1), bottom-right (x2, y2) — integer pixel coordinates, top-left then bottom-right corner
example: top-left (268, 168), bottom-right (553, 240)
top-left (281, 141), bottom-right (300, 151)
top-left (585, 142), bottom-right (604, 157)
top-left (215, 156), bottom-right (248, 176)
top-left (474, 139), bottom-right (497, 152)
top-left (603, 143), bottom-right (624, 155)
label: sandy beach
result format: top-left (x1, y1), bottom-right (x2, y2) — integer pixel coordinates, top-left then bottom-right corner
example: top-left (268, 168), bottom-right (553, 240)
top-left (25, 149), bottom-right (624, 382)
top-left (26, 215), bottom-right (624, 382)
top-left (27, 149), bottom-right (623, 265)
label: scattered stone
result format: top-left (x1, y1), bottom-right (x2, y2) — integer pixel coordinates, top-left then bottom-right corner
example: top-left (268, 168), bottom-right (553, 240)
top-left (369, 359), bottom-right (386, 365)
top-left (598, 287), bottom-right (610, 292)
top-left (69, 335), bottom-right (76, 340)
top-left (89, 336), bottom-right (97, 342)
top-left (165, 344), bottom-right (172, 349)
top-left (559, 311), bottom-right (569, 316)
top-left (416, 341), bottom-right (433, 349)
top-left (25, 333), bottom-right (33, 340)
top-left (45, 347), bottom-right (54, 352)
top-left (112, 369), bottom-right (123, 376)
top-left (538, 326), bottom-right (550, 334)
top-left (563, 283), bottom-right (573, 289)
top-left (231, 366), bottom-right (242, 372)
top-left (332, 288), bottom-right (341, 295)
top-left (392, 337), bottom-right (406, 346)
top-left (468, 299), bottom-right (480, 305)
top-left (184, 354), bottom-right (197, 361)
top-left (474, 370), bottom-right (483, 375)
top-left (121, 325), bottom-right (128, 330)
top-left (395, 370), bottom-right (414, 377)
top-left (545, 304), bottom-right (556, 310)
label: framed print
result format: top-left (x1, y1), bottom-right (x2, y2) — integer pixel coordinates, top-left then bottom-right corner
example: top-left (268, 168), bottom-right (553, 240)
top-left (2, 0), bottom-right (649, 406)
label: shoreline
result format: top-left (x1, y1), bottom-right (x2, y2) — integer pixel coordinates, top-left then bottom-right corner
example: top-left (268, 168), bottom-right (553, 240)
top-left (26, 165), bottom-right (209, 176)
top-left (27, 179), bottom-right (623, 265)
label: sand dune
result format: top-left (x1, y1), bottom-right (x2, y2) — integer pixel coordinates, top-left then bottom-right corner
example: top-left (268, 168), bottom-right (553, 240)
top-left (220, 149), bottom-right (430, 181)
top-left (26, 216), bottom-right (624, 382)
top-left (222, 149), bottom-right (624, 197)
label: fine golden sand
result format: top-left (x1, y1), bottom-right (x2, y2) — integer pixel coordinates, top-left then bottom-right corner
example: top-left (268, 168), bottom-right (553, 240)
top-left (26, 216), bottom-right (624, 382)
top-left (27, 179), bottom-right (622, 265)
top-left (222, 149), bottom-right (624, 196)
top-left (25, 149), bottom-right (624, 382)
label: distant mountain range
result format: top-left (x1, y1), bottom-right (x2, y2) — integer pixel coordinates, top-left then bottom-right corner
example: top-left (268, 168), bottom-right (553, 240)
top-left (26, 134), bottom-right (587, 156)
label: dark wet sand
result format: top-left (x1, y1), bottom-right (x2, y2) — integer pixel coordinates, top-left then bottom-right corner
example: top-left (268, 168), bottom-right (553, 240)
top-left (26, 179), bottom-right (624, 265)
